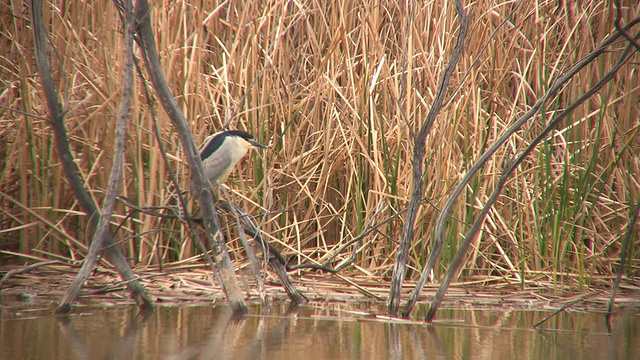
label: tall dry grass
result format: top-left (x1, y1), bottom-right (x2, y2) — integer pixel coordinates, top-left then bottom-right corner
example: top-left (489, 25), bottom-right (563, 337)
top-left (1, 1), bottom-right (638, 287)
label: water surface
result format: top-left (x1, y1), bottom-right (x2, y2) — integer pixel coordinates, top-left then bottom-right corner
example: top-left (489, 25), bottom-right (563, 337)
top-left (1, 302), bottom-right (637, 359)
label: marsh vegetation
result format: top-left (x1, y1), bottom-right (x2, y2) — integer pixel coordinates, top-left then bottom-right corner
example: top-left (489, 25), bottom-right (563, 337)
top-left (1, 0), bottom-right (639, 319)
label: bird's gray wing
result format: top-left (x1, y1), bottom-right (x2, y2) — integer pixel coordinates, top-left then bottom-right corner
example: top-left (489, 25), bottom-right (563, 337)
top-left (203, 152), bottom-right (233, 184)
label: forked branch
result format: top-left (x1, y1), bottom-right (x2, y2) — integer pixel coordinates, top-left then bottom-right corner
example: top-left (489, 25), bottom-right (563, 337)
top-left (30, 0), bottom-right (153, 314)
top-left (404, 15), bottom-right (640, 320)
top-left (387, 0), bottom-right (469, 317)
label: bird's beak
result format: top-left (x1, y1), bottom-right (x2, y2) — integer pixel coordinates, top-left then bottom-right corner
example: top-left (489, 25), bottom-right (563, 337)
top-left (250, 140), bottom-right (268, 149)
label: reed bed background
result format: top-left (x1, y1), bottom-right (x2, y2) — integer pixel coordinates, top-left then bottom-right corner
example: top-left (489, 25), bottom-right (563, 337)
top-left (1, 0), bottom-right (639, 289)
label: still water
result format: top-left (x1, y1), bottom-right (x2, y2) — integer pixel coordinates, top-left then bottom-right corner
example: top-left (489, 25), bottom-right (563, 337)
top-left (1, 302), bottom-right (637, 359)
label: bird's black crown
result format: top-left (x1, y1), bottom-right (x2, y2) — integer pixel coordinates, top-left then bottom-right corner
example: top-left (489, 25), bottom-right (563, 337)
top-left (200, 130), bottom-right (255, 160)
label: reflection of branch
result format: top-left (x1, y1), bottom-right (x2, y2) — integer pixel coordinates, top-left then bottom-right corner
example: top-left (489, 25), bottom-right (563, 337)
top-left (532, 291), bottom-right (603, 329)
top-left (57, 305), bottom-right (153, 360)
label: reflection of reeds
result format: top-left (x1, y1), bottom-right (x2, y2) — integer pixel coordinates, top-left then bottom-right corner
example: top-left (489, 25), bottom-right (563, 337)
top-left (1, 1), bottom-right (638, 286)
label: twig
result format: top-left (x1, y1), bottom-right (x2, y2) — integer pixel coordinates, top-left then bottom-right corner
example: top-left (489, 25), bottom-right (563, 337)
top-left (0, 260), bottom-right (64, 290)
top-left (287, 201), bottom-right (389, 273)
top-left (532, 291), bottom-right (603, 329)
top-left (606, 197), bottom-right (640, 328)
top-left (615, 0), bottom-right (640, 52)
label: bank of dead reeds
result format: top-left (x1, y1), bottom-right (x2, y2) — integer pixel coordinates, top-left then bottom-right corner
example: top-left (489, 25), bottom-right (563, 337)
top-left (1, 1), bottom-right (639, 290)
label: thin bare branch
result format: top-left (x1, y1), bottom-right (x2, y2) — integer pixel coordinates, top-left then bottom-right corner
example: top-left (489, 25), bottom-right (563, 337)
top-left (29, 0), bottom-right (153, 314)
top-left (404, 15), bottom-right (640, 319)
top-left (615, 0), bottom-right (640, 52)
top-left (411, 23), bottom-right (640, 321)
top-left (388, 0), bottom-right (469, 317)
top-left (606, 196), bottom-right (640, 327)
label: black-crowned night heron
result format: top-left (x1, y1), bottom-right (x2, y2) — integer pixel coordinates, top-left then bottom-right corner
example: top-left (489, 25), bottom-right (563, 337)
top-left (197, 130), bottom-right (267, 187)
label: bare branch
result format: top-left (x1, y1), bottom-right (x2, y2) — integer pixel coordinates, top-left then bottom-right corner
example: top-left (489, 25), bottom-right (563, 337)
top-left (217, 201), bottom-right (308, 304)
top-left (29, 0), bottom-right (152, 314)
top-left (57, 0), bottom-right (137, 312)
top-left (606, 196), bottom-right (640, 328)
top-left (0, 260), bottom-right (65, 289)
top-left (388, 0), bottom-right (469, 317)
top-left (220, 187), bottom-right (269, 306)
top-left (615, 0), bottom-right (640, 52)
top-left (407, 19), bottom-right (640, 321)
top-left (134, 0), bottom-right (247, 313)
top-left (132, 56), bottom-right (226, 286)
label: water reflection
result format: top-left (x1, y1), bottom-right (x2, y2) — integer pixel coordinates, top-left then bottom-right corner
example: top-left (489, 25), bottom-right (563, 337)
top-left (0, 303), bottom-right (637, 359)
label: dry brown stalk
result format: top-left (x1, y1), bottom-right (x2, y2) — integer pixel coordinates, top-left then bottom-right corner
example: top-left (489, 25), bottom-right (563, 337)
top-left (1, 0), bottom-right (639, 312)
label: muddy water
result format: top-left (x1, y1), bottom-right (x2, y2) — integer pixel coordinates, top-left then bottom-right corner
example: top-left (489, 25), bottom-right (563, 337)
top-left (1, 302), bottom-right (637, 359)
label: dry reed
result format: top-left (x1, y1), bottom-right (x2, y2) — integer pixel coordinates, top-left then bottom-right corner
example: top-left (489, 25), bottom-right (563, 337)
top-left (1, 1), bottom-right (639, 289)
